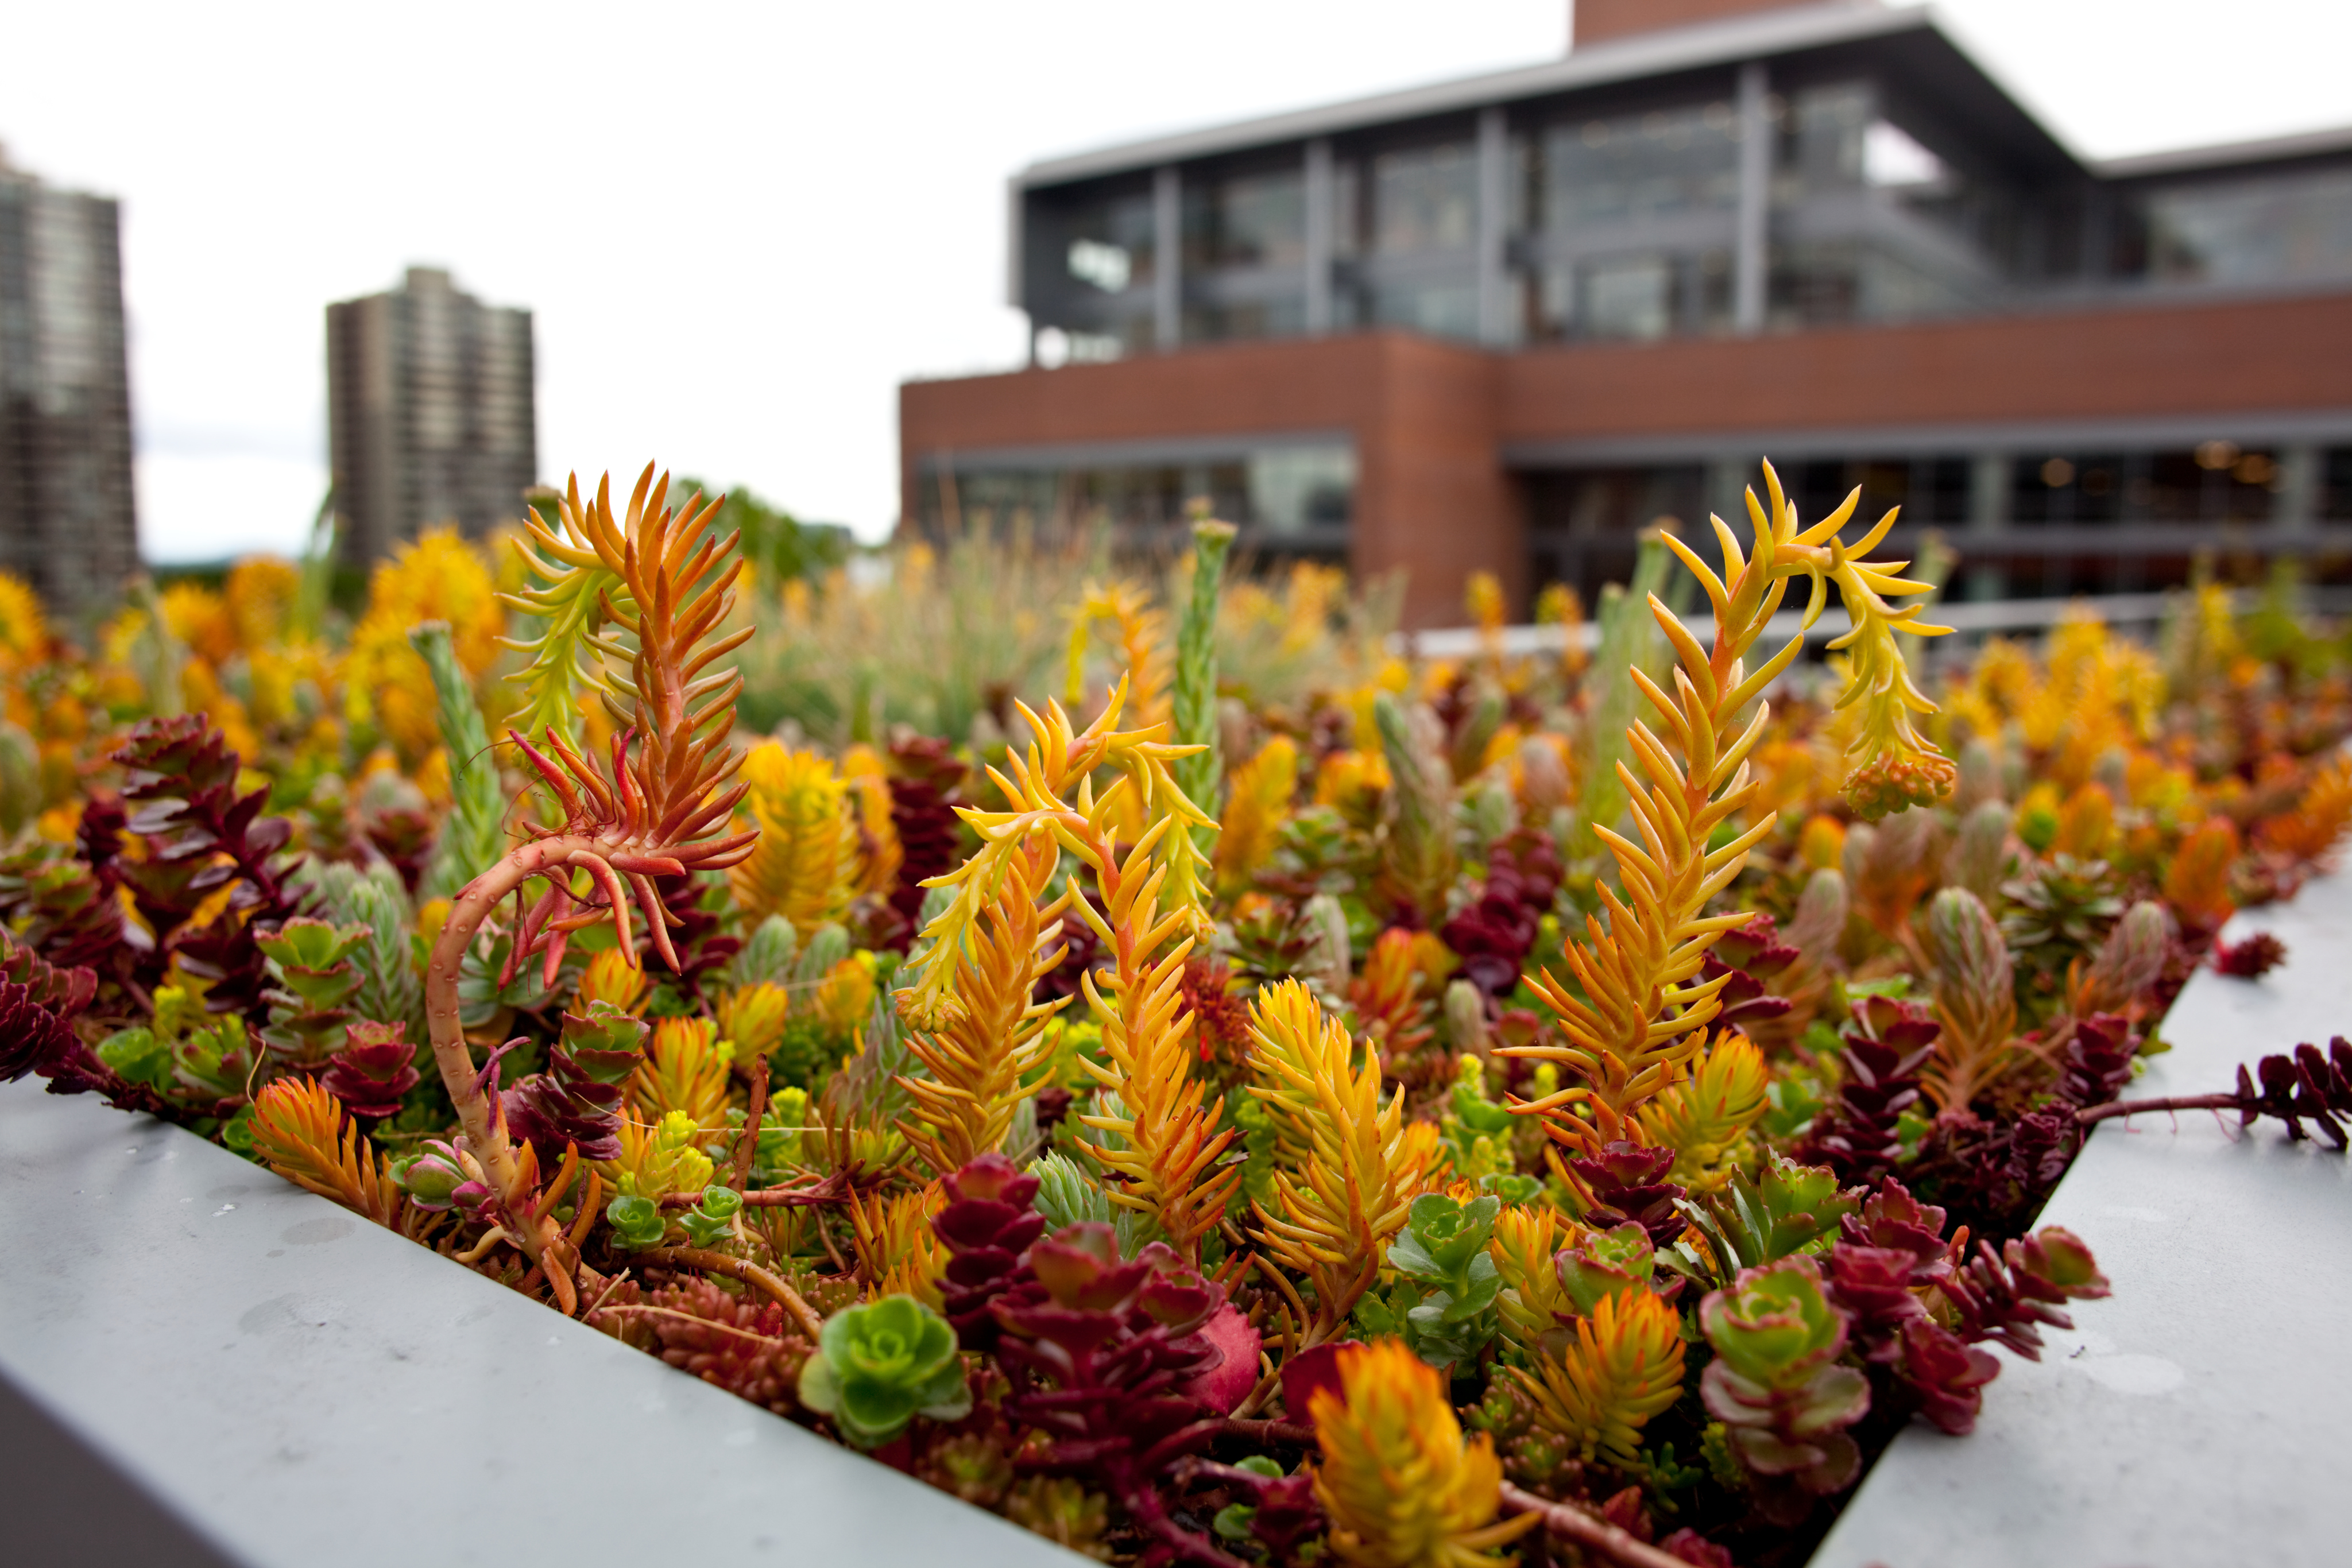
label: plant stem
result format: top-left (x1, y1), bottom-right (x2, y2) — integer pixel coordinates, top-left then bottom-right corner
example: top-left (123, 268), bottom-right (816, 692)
top-left (425, 832), bottom-right (606, 1264)
top-left (729, 1052), bottom-right (771, 1191)
top-left (1214, 1417), bottom-right (1314, 1446)
top-left (639, 1245), bottom-right (826, 1341)
top-left (1498, 1482), bottom-right (1696, 1568)
top-left (2075, 1093), bottom-right (2241, 1127)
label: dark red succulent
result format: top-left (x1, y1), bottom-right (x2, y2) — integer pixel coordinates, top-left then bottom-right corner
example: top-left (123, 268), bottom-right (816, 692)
top-left (1798, 996), bottom-right (1940, 1184)
top-left (931, 1153), bottom-right (1046, 1351)
top-left (2055, 1012), bottom-right (2137, 1109)
top-left (320, 1020), bottom-right (422, 1120)
top-left (2211, 931), bottom-right (2287, 978)
top-left (1892, 1317), bottom-right (2001, 1435)
top-left (1440, 828), bottom-right (1561, 1000)
top-left (0, 979), bottom-right (80, 1085)
top-left (1564, 1140), bottom-right (1686, 1248)
top-left (504, 1004), bottom-right (647, 1163)
top-left (112, 714), bottom-right (308, 1018)
top-left (1940, 1227), bottom-right (2111, 1361)
top-left (1699, 913), bottom-right (1799, 1032)
top-left (883, 736), bottom-right (967, 953)
top-left (991, 1223), bottom-right (1239, 1567)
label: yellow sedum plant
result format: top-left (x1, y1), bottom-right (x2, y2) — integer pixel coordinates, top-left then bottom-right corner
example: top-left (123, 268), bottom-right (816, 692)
top-left (1505, 460), bottom-right (1951, 1153)
top-left (1309, 1338), bottom-right (1539, 1568)
top-left (1246, 979), bottom-right (1427, 1339)
top-left (730, 742), bottom-right (857, 934)
top-left (1510, 1288), bottom-right (1687, 1470)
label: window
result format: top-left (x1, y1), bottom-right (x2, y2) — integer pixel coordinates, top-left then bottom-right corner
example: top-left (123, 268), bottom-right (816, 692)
top-left (1028, 180), bottom-right (1159, 355)
top-left (2139, 168), bottom-right (2352, 288)
top-left (1185, 167), bottom-right (1305, 272)
top-left (923, 445), bottom-right (1353, 548)
top-left (1536, 102), bottom-right (1739, 231)
top-left (1370, 143), bottom-right (1475, 254)
top-left (2011, 446), bottom-right (2278, 526)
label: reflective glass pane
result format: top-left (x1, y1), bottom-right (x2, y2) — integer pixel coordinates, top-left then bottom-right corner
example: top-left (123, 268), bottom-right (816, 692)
top-left (1186, 168), bottom-right (1306, 271)
top-left (1371, 143), bottom-right (1475, 253)
top-left (2142, 169), bottom-right (2352, 287)
top-left (1539, 102), bottom-right (1738, 230)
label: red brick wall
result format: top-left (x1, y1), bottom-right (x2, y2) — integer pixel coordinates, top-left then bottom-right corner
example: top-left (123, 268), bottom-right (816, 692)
top-left (899, 333), bottom-right (1518, 628)
top-left (1501, 293), bottom-right (2352, 440)
top-left (1572, 0), bottom-right (1808, 49)
top-left (899, 293), bottom-right (2352, 627)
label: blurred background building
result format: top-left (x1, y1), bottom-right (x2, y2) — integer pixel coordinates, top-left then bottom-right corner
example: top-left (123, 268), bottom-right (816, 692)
top-left (327, 266), bottom-right (536, 566)
top-left (0, 146), bottom-right (138, 608)
top-left (903, 0), bottom-right (2352, 625)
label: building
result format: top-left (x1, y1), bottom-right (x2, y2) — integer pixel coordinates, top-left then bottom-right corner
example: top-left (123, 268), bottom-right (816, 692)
top-left (326, 266), bottom-right (536, 565)
top-left (900, 0), bottom-right (2352, 625)
top-left (0, 149), bottom-right (138, 607)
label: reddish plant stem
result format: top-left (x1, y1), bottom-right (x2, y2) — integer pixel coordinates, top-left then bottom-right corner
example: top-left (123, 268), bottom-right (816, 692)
top-left (638, 1245), bottom-right (826, 1341)
top-left (2076, 1093), bottom-right (2242, 1127)
top-left (728, 1052), bottom-right (771, 1192)
top-left (1498, 1482), bottom-right (1696, 1568)
top-left (424, 833), bottom-right (609, 1269)
top-left (1214, 1418), bottom-right (1314, 1446)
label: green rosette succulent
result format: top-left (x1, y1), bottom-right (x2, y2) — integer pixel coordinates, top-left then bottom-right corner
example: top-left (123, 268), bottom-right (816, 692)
top-left (1699, 1256), bottom-right (1870, 1501)
top-left (797, 1294), bottom-right (972, 1448)
top-left (1554, 1220), bottom-right (1658, 1315)
top-left (1385, 1190), bottom-right (1503, 1370)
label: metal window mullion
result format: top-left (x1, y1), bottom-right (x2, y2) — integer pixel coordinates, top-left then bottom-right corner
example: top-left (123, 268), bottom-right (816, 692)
top-left (1152, 166), bottom-right (1182, 351)
top-left (1476, 107), bottom-right (1509, 344)
top-left (1305, 140), bottom-right (1334, 336)
top-left (1734, 60), bottom-right (1770, 335)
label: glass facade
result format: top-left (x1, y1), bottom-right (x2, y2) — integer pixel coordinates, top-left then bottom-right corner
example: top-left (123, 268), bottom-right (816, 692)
top-left (1523, 98), bottom-right (1740, 342)
top-left (1021, 59), bottom-right (2352, 359)
top-left (2128, 167), bottom-right (2352, 289)
top-left (1522, 443), bottom-right (2352, 605)
top-left (1029, 177), bottom-right (1160, 359)
top-left (2009, 445), bottom-right (2280, 526)
top-left (922, 444), bottom-right (1354, 553)
top-left (1183, 161), bottom-right (1309, 343)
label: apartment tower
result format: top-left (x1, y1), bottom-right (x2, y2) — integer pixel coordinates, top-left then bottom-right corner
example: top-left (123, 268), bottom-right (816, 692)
top-left (326, 266), bottom-right (536, 565)
top-left (0, 149), bottom-right (138, 606)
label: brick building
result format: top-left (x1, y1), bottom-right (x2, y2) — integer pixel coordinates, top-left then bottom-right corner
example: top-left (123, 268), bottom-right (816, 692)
top-left (900, 0), bottom-right (2352, 625)
top-left (0, 150), bottom-right (138, 607)
top-left (326, 266), bottom-right (536, 567)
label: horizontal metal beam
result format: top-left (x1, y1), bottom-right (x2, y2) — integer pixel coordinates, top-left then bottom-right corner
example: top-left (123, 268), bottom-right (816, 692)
top-left (1503, 407), bottom-right (2352, 468)
top-left (1400, 582), bottom-right (2352, 659)
top-left (915, 428), bottom-right (1353, 475)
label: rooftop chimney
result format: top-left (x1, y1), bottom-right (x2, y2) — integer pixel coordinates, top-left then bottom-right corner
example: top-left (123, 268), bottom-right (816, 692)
top-left (1572, 0), bottom-right (1855, 50)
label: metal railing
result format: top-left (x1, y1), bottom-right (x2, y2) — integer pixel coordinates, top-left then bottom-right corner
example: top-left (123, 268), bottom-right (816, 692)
top-left (1397, 585), bottom-right (2352, 662)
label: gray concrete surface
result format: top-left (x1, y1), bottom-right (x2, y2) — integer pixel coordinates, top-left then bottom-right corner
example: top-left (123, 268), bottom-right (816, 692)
top-left (0, 1075), bottom-right (1078, 1567)
top-left (1813, 864), bottom-right (2352, 1568)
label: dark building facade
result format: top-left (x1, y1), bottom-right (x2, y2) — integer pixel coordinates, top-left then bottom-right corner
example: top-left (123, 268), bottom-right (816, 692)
top-left (0, 153), bottom-right (138, 607)
top-left (902, 0), bottom-right (2352, 625)
top-left (326, 266), bottom-right (536, 566)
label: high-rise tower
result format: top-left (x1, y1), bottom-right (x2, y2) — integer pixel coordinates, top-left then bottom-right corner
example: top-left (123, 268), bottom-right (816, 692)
top-left (326, 266), bottom-right (536, 564)
top-left (0, 149), bottom-right (138, 606)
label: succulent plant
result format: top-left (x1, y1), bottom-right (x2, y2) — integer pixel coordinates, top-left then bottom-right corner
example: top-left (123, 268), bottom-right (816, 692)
top-left (255, 918), bottom-right (369, 1066)
top-left (796, 1294), bottom-right (971, 1449)
top-left (1699, 1256), bottom-right (1871, 1511)
top-left (504, 1000), bottom-right (647, 1163)
top-left (321, 1020), bottom-right (421, 1120)
top-left (1384, 1190), bottom-right (1504, 1370)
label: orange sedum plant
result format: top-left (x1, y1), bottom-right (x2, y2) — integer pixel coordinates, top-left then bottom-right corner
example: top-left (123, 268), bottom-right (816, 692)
top-left (1504, 461), bottom-right (1953, 1155)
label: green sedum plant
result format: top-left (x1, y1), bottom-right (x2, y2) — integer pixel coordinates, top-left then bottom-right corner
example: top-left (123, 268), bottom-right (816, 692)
top-left (797, 1294), bottom-right (972, 1448)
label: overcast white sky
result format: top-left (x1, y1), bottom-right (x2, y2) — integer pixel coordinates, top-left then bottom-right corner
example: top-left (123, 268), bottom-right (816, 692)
top-left (3, 0), bottom-right (2348, 562)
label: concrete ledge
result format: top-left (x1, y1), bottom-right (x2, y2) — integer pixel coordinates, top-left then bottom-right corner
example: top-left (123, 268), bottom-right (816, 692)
top-left (9, 866), bottom-right (2348, 1566)
top-left (1813, 864), bottom-right (2352, 1568)
top-left (0, 1078), bottom-right (1077, 1568)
